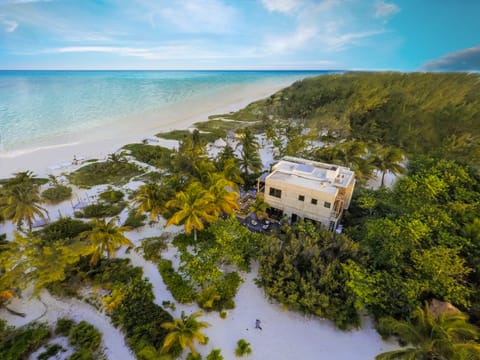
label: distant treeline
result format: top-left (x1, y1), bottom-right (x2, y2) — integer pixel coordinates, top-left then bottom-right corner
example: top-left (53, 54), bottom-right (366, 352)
top-left (237, 72), bottom-right (480, 166)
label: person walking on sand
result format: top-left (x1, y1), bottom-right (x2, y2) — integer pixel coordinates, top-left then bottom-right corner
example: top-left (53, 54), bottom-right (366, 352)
top-left (255, 319), bottom-right (262, 330)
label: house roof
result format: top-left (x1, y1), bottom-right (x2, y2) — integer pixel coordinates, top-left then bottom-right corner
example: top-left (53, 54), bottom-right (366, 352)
top-left (267, 156), bottom-right (354, 190)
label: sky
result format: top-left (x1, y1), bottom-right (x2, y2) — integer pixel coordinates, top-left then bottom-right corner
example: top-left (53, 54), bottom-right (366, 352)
top-left (0, 0), bottom-right (479, 71)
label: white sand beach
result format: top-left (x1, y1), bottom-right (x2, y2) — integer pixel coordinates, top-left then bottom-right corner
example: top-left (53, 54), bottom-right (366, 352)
top-left (0, 80), bottom-right (291, 179)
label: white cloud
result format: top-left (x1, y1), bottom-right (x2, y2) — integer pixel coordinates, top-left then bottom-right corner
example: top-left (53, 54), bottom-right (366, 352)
top-left (2, 19), bottom-right (18, 32)
top-left (261, 0), bottom-right (300, 13)
top-left (265, 1), bottom-right (385, 54)
top-left (45, 44), bottom-right (261, 60)
top-left (374, 1), bottom-right (400, 18)
top-left (135, 0), bottom-right (235, 33)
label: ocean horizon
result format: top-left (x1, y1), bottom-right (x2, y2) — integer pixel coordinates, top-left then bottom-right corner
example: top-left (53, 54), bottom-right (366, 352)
top-left (0, 70), bottom-right (332, 154)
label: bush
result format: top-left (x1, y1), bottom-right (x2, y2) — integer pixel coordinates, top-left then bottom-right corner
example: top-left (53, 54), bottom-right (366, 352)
top-left (67, 349), bottom-right (95, 360)
top-left (38, 343), bottom-right (65, 360)
top-left (158, 259), bottom-right (196, 303)
top-left (140, 235), bottom-right (169, 262)
top-left (235, 339), bottom-right (252, 357)
top-left (40, 217), bottom-right (91, 243)
top-left (187, 352), bottom-right (202, 360)
top-left (220, 311), bottom-right (227, 319)
top-left (74, 202), bottom-right (126, 218)
top-left (68, 160), bottom-right (143, 187)
top-left (123, 209), bottom-right (146, 228)
top-left (207, 349), bottom-right (224, 360)
top-left (42, 184), bottom-right (72, 203)
top-left (123, 143), bottom-right (173, 168)
top-left (0, 322), bottom-right (51, 360)
top-left (55, 318), bottom-right (75, 336)
top-left (99, 188), bottom-right (124, 203)
top-left (68, 321), bottom-right (102, 351)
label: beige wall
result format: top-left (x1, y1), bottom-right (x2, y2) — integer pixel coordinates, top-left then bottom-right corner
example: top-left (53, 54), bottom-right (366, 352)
top-left (264, 179), bottom-right (338, 226)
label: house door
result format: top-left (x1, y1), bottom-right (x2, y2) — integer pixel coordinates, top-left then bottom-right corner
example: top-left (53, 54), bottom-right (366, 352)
top-left (291, 213), bottom-right (298, 224)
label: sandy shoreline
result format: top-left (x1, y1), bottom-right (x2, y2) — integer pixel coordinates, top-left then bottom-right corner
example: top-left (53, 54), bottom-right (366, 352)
top-left (0, 79), bottom-right (291, 178)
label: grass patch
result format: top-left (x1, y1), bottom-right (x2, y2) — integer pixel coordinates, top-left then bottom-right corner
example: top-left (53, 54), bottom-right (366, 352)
top-left (123, 143), bottom-right (173, 168)
top-left (156, 128), bottom-right (223, 144)
top-left (68, 160), bottom-right (143, 187)
top-left (194, 119), bottom-right (244, 135)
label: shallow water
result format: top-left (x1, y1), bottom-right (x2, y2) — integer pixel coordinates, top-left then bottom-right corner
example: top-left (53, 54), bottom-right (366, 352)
top-left (0, 70), bottom-right (328, 153)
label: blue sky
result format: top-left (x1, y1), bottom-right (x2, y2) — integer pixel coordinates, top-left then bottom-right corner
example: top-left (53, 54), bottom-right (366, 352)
top-left (0, 0), bottom-right (479, 70)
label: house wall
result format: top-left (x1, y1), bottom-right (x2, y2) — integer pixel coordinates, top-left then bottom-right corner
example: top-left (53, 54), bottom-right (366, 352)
top-left (264, 178), bottom-right (338, 227)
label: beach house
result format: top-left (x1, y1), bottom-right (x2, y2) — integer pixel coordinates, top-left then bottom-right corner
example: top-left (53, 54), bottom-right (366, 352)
top-left (257, 156), bottom-right (355, 231)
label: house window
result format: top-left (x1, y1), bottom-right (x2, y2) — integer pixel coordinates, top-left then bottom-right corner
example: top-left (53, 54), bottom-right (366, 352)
top-left (324, 201), bottom-right (331, 208)
top-left (311, 198), bottom-right (318, 205)
top-left (298, 195), bottom-right (305, 201)
top-left (269, 187), bottom-right (282, 198)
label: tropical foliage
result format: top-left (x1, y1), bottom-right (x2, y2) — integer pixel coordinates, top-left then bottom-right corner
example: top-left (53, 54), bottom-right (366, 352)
top-left (0, 171), bottom-right (48, 231)
top-left (161, 311), bottom-right (209, 356)
top-left (376, 303), bottom-right (480, 360)
top-left (80, 217), bottom-right (133, 265)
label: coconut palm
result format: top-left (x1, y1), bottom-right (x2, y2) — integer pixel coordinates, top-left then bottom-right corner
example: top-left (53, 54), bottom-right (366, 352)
top-left (336, 140), bottom-right (368, 168)
top-left (166, 182), bottom-right (217, 241)
top-left (236, 127), bottom-right (262, 178)
top-left (207, 174), bottom-right (240, 216)
top-left (80, 217), bottom-right (133, 265)
top-left (161, 311), bottom-right (209, 356)
top-left (376, 303), bottom-right (480, 360)
top-left (219, 158), bottom-right (244, 186)
top-left (249, 195), bottom-right (269, 220)
top-left (370, 145), bottom-right (405, 187)
top-left (0, 183), bottom-right (48, 231)
top-left (135, 183), bottom-right (164, 221)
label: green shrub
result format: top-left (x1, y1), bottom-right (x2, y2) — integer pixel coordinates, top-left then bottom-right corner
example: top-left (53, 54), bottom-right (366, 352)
top-left (123, 209), bottom-right (146, 228)
top-left (74, 202), bottom-right (126, 218)
top-left (235, 339), bottom-right (252, 357)
top-left (38, 343), bottom-right (65, 360)
top-left (67, 349), bottom-right (95, 360)
top-left (220, 311), bottom-right (227, 319)
top-left (158, 259), bottom-right (196, 303)
top-left (0, 322), bottom-right (51, 360)
top-left (140, 235), bottom-right (169, 262)
top-left (68, 321), bottom-right (102, 351)
top-left (187, 352), bottom-right (202, 360)
top-left (207, 349), bottom-right (224, 360)
top-left (68, 160), bottom-right (143, 187)
top-left (40, 217), bottom-right (91, 243)
top-left (123, 143), bottom-right (173, 168)
top-left (42, 185), bottom-right (72, 203)
top-left (99, 188), bottom-right (124, 203)
top-left (55, 318), bottom-right (75, 336)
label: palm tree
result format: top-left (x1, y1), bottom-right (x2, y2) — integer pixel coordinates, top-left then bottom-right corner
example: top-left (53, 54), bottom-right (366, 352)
top-left (207, 173), bottom-right (240, 217)
top-left (336, 140), bottom-right (367, 168)
top-left (135, 183), bottom-right (164, 221)
top-left (161, 311), bottom-right (209, 356)
top-left (80, 217), bottom-right (133, 265)
top-left (0, 184), bottom-right (48, 231)
top-left (236, 127), bottom-right (262, 178)
top-left (249, 195), bottom-right (269, 220)
top-left (166, 182), bottom-right (217, 241)
top-left (376, 303), bottom-right (480, 360)
top-left (370, 145), bottom-right (405, 187)
top-left (220, 158), bottom-right (244, 186)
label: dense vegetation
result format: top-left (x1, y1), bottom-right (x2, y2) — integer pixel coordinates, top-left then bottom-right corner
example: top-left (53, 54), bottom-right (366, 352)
top-left (232, 72), bottom-right (480, 166)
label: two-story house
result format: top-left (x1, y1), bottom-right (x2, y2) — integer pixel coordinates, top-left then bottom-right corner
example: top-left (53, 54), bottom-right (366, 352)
top-left (257, 156), bottom-right (355, 231)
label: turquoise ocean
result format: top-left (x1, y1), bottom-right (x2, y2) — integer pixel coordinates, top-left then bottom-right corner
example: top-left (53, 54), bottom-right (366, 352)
top-left (0, 70), bottom-right (329, 154)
